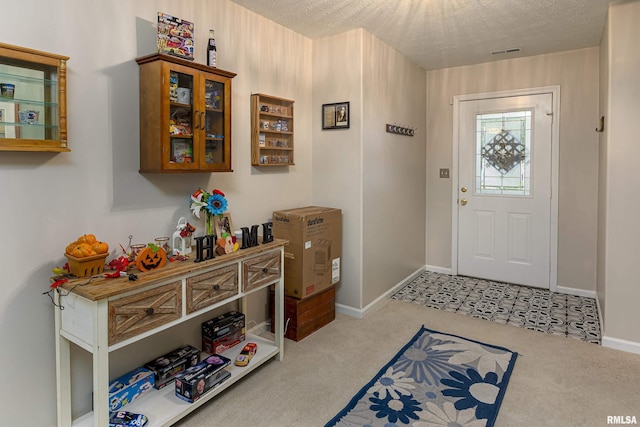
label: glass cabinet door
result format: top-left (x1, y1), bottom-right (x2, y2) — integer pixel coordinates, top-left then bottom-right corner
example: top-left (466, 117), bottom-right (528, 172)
top-left (0, 42), bottom-right (69, 152)
top-left (167, 69), bottom-right (196, 169)
top-left (203, 78), bottom-right (225, 167)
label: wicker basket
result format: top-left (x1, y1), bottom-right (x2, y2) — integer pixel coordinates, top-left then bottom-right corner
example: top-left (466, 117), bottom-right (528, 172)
top-left (64, 253), bottom-right (108, 277)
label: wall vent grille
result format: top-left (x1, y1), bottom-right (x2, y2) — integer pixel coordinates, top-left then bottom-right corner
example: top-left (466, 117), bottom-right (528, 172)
top-left (491, 48), bottom-right (522, 55)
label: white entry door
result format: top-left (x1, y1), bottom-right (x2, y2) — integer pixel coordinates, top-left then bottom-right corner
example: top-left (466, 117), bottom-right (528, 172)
top-left (457, 93), bottom-right (553, 288)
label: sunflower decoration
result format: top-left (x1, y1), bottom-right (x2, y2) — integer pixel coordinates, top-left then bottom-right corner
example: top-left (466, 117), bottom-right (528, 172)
top-left (190, 188), bottom-right (228, 234)
top-left (206, 189), bottom-right (228, 215)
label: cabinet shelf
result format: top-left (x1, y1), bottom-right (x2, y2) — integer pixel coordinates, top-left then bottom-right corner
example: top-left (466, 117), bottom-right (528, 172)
top-left (0, 97), bottom-right (59, 108)
top-left (260, 130), bottom-right (293, 135)
top-left (259, 112), bottom-right (293, 120)
top-left (251, 94), bottom-right (294, 167)
top-left (0, 122), bottom-right (59, 130)
top-left (0, 42), bottom-right (69, 152)
top-left (71, 334), bottom-right (278, 427)
top-left (260, 147), bottom-right (293, 151)
top-left (137, 53), bottom-right (236, 173)
top-left (0, 70), bottom-right (58, 86)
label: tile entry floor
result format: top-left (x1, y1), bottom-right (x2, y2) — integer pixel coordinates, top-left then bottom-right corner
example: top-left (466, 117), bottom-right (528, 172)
top-left (391, 271), bottom-right (601, 344)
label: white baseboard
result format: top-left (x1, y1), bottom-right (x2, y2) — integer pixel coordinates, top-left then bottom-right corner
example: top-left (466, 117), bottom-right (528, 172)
top-left (335, 303), bottom-right (365, 319)
top-left (595, 295), bottom-right (604, 339)
top-left (425, 265), bottom-right (454, 275)
top-left (556, 286), bottom-right (596, 299)
top-left (601, 335), bottom-right (640, 355)
top-left (336, 266), bottom-right (426, 319)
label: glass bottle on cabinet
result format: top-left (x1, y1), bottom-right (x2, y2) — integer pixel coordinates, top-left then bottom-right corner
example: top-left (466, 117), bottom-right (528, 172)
top-left (251, 93), bottom-right (294, 166)
top-left (136, 53), bottom-right (236, 173)
top-left (0, 42), bottom-right (69, 152)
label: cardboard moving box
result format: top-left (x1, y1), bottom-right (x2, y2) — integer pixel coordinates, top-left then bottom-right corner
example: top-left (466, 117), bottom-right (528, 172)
top-left (272, 206), bottom-right (342, 299)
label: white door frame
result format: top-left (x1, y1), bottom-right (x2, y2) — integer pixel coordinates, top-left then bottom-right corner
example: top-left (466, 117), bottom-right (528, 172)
top-left (451, 86), bottom-right (560, 291)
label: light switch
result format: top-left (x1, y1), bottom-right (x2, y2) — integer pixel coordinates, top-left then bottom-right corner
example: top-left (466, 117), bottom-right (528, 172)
top-left (439, 168), bottom-right (450, 179)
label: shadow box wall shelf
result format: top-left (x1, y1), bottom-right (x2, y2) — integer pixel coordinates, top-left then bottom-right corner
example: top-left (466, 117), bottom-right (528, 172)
top-left (136, 53), bottom-right (236, 173)
top-left (0, 42), bottom-right (69, 152)
top-left (251, 93), bottom-right (294, 166)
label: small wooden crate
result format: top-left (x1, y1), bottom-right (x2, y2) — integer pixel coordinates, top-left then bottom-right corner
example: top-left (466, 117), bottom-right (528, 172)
top-left (270, 285), bottom-right (335, 341)
top-left (64, 253), bottom-right (108, 277)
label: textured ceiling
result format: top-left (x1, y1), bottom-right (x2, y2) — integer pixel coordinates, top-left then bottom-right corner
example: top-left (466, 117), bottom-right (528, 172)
top-left (230, 0), bottom-right (611, 70)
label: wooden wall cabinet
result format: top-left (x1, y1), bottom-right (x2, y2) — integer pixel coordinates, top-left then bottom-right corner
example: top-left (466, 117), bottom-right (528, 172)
top-left (136, 54), bottom-right (236, 173)
top-left (55, 239), bottom-right (286, 427)
top-left (0, 42), bottom-right (69, 152)
top-left (251, 93), bottom-right (294, 166)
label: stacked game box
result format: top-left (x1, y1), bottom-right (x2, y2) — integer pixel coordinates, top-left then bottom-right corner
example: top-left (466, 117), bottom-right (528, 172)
top-left (108, 367), bottom-right (154, 412)
top-left (144, 344), bottom-right (200, 389)
top-left (202, 311), bottom-right (245, 354)
top-left (174, 354), bottom-right (231, 403)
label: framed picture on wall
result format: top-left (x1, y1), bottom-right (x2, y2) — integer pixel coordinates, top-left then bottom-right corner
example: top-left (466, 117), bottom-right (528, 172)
top-left (214, 212), bottom-right (234, 238)
top-left (322, 102), bottom-right (350, 129)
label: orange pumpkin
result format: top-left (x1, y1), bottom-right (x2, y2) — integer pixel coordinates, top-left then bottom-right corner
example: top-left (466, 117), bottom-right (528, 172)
top-left (77, 234), bottom-right (97, 245)
top-left (69, 245), bottom-right (85, 258)
top-left (92, 241), bottom-right (109, 254)
top-left (66, 241), bottom-right (79, 255)
top-left (136, 246), bottom-right (167, 272)
top-left (78, 243), bottom-right (96, 257)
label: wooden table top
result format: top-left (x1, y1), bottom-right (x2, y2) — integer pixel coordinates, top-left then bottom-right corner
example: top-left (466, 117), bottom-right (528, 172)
top-left (57, 239), bottom-right (287, 301)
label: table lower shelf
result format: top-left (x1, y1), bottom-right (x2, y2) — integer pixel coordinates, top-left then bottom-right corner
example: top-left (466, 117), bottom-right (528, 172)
top-left (72, 334), bottom-right (279, 427)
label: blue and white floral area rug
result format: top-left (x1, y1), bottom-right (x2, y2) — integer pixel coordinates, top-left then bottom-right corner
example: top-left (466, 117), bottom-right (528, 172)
top-left (326, 326), bottom-right (517, 427)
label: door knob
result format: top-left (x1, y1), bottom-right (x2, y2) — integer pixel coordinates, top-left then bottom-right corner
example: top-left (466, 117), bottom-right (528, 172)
top-left (461, 187), bottom-right (467, 193)
top-left (460, 198), bottom-right (467, 206)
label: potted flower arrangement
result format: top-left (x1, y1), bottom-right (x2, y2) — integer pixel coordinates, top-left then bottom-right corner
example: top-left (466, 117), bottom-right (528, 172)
top-left (190, 188), bottom-right (228, 235)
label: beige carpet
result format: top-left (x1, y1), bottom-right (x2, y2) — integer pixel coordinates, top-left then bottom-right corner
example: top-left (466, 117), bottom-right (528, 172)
top-left (174, 299), bottom-right (640, 427)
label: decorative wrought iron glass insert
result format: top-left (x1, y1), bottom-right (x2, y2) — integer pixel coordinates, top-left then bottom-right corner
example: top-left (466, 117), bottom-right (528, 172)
top-left (475, 111), bottom-right (531, 196)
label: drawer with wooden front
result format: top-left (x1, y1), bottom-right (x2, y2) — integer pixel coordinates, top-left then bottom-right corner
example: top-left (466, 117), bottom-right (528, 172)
top-left (242, 250), bottom-right (281, 292)
top-left (186, 265), bottom-right (238, 314)
top-left (108, 281), bottom-right (182, 345)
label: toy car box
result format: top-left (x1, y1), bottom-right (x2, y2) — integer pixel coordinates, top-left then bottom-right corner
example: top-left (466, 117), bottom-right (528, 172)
top-left (156, 12), bottom-right (194, 61)
top-left (108, 366), bottom-right (154, 412)
top-left (174, 354), bottom-right (232, 403)
top-left (143, 344), bottom-right (200, 389)
top-left (109, 411), bottom-right (149, 427)
top-left (202, 311), bottom-right (245, 354)
top-left (272, 206), bottom-right (342, 299)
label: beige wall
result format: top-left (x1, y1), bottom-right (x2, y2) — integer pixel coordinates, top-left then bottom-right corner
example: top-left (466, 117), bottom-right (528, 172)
top-left (3, 0), bottom-right (638, 425)
top-left (362, 33), bottom-right (426, 307)
top-left (312, 29), bottom-right (365, 309)
top-left (0, 1), bottom-right (313, 424)
top-left (426, 48), bottom-right (600, 293)
top-left (0, 3), bottom-right (427, 422)
top-left (313, 30), bottom-right (427, 309)
top-left (600, 0), bottom-right (640, 346)
top-left (597, 6), bottom-right (610, 323)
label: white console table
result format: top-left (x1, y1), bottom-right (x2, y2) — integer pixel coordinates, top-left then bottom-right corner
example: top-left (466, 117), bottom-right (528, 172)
top-left (54, 239), bottom-right (286, 427)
